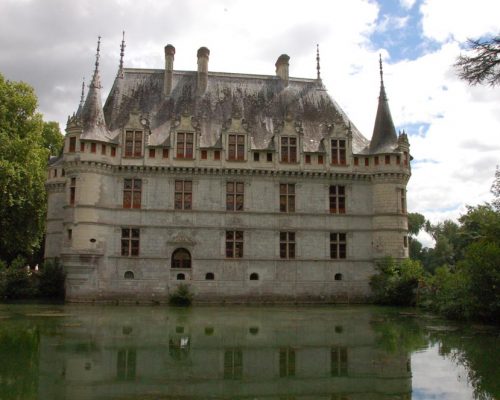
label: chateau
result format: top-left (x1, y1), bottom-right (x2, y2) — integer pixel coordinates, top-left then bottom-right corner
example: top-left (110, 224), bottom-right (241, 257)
top-left (45, 37), bottom-right (411, 303)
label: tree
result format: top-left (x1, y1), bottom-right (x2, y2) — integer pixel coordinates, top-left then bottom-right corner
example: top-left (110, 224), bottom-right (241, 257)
top-left (455, 36), bottom-right (500, 87)
top-left (42, 121), bottom-right (64, 156)
top-left (491, 166), bottom-right (500, 211)
top-left (0, 73), bottom-right (55, 263)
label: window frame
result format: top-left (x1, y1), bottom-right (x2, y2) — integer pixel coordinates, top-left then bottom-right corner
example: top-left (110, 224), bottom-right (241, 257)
top-left (121, 228), bottom-right (140, 257)
top-left (329, 185), bottom-right (346, 214)
top-left (280, 136), bottom-right (298, 163)
top-left (123, 178), bottom-right (142, 209)
top-left (331, 139), bottom-right (347, 165)
top-left (69, 177), bottom-right (76, 206)
top-left (226, 181), bottom-right (244, 212)
top-left (124, 130), bottom-right (144, 158)
top-left (279, 231), bottom-right (296, 259)
top-left (330, 232), bottom-right (347, 259)
top-left (226, 230), bottom-right (244, 258)
top-left (176, 132), bottom-right (194, 159)
top-left (279, 183), bottom-right (295, 213)
top-left (228, 133), bottom-right (245, 161)
top-left (174, 180), bottom-right (192, 210)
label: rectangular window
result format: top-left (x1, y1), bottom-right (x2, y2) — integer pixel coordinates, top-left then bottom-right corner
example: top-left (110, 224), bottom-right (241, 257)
top-left (80, 141), bottom-right (85, 152)
top-left (226, 231), bottom-right (243, 258)
top-left (125, 130), bottom-right (143, 157)
top-left (149, 148), bottom-right (155, 158)
top-left (174, 180), bottom-right (192, 210)
top-left (53, 169), bottom-right (58, 178)
top-left (224, 349), bottom-right (243, 380)
top-left (101, 144), bottom-right (106, 155)
top-left (267, 152), bottom-right (273, 162)
top-left (121, 228), bottom-right (140, 257)
top-left (279, 183), bottom-right (295, 213)
top-left (214, 150), bottom-right (221, 160)
top-left (117, 349), bottom-right (136, 381)
top-left (329, 185), bottom-right (346, 214)
top-left (67, 229), bottom-right (72, 241)
top-left (69, 177), bottom-right (76, 206)
top-left (201, 150), bottom-right (208, 160)
top-left (111, 147), bottom-right (116, 157)
top-left (305, 154), bottom-right (311, 164)
top-left (318, 155), bottom-right (324, 164)
top-left (385, 155), bottom-right (390, 164)
top-left (400, 189), bottom-right (406, 214)
top-left (403, 236), bottom-right (408, 248)
top-left (375, 156), bottom-right (379, 165)
top-left (354, 157), bottom-right (359, 166)
top-left (91, 142), bottom-right (96, 153)
top-left (331, 139), bottom-right (346, 165)
top-left (226, 182), bottom-right (244, 211)
top-left (253, 152), bottom-right (260, 162)
top-left (228, 134), bottom-right (245, 160)
top-left (279, 347), bottom-right (296, 377)
top-left (280, 232), bottom-right (295, 259)
top-left (396, 155), bottom-right (401, 164)
top-left (176, 132), bottom-right (194, 159)
top-left (331, 347), bottom-right (348, 377)
top-left (280, 136), bottom-right (297, 163)
top-left (330, 233), bottom-right (347, 259)
top-left (69, 137), bottom-right (76, 153)
top-left (163, 148), bottom-right (169, 159)
top-left (404, 151), bottom-right (409, 166)
top-left (123, 178), bottom-right (142, 209)
top-left (364, 157), bottom-right (369, 166)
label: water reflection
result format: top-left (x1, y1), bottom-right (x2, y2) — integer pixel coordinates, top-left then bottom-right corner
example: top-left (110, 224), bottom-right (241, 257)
top-left (0, 305), bottom-right (498, 400)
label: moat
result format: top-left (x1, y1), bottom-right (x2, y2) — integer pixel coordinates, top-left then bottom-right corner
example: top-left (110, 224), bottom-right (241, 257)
top-left (0, 304), bottom-right (498, 400)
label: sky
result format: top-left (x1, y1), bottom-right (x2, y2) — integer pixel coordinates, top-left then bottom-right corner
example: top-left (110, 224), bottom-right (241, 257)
top-left (1, 0), bottom-right (499, 246)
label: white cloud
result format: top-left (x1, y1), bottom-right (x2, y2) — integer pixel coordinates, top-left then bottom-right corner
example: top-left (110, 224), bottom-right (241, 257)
top-left (399, 0), bottom-right (416, 10)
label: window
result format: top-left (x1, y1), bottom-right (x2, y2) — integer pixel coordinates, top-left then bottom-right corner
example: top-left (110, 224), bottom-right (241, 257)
top-left (397, 155), bottom-right (401, 164)
top-left (226, 231), bottom-right (243, 258)
top-left (228, 134), bottom-right (245, 160)
top-left (111, 147), bottom-right (116, 157)
top-left (149, 148), bottom-right (155, 158)
top-left (253, 152), bottom-right (260, 162)
top-left (124, 271), bottom-right (134, 279)
top-left (331, 347), bottom-right (348, 376)
top-left (163, 148), bottom-right (169, 158)
top-left (91, 142), bottom-right (96, 153)
top-left (400, 189), bottom-right (406, 214)
top-left (305, 154), bottom-right (311, 164)
top-left (205, 272), bottom-right (215, 280)
top-left (374, 156), bottom-right (379, 165)
top-left (331, 139), bottom-right (346, 165)
top-left (364, 157), bottom-right (369, 166)
top-left (201, 150), bottom-right (207, 159)
top-left (176, 132), bottom-right (194, 159)
top-left (280, 136), bottom-right (297, 163)
top-left (175, 180), bottom-right (192, 210)
top-left (249, 272), bottom-right (259, 280)
top-left (123, 179), bottom-right (142, 209)
top-left (279, 347), bottom-right (296, 377)
top-left (224, 349), bottom-right (243, 380)
top-left (404, 151), bottom-right (409, 166)
top-left (403, 236), bottom-right (408, 248)
top-left (53, 169), bottom-right (57, 178)
top-left (69, 177), bottom-right (76, 206)
top-left (329, 185), bottom-right (346, 214)
top-left (226, 182), bottom-right (244, 211)
top-left (354, 157), bottom-right (359, 166)
top-left (318, 155), bottom-right (324, 164)
top-left (334, 273), bottom-right (343, 281)
top-left (176, 273), bottom-right (185, 280)
top-left (330, 233), bottom-right (346, 259)
top-left (101, 144), bottom-right (106, 155)
top-left (280, 183), bottom-right (295, 213)
top-left (124, 130), bottom-right (143, 157)
top-left (69, 137), bottom-right (76, 153)
top-left (385, 155), bottom-right (390, 164)
top-left (280, 232), bottom-right (295, 259)
top-left (80, 141), bottom-right (85, 152)
top-left (62, 169), bottom-right (65, 176)
top-left (67, 229), bottom-right (72, 241)
top-left (214, 150), bottom-right (221, 160)
top-left (267, 152), bottom-right (273, 162)
top-left (172, 248), bottom-right (191, 268)
top-left (121, 228), bottom-right (140, 257)
top-left (117, 349), bottom-right (136, 381)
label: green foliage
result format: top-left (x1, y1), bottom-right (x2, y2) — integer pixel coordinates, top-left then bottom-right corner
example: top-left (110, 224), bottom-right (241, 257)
top-left (169, 284), bottom-right (193, 306)
top-left (492, 166), bottom-right (500, 211)
top-left (407, 212), bottom-right (426, 236)
top-left (0, 267), bottom-right (37, 300)
top-left (42, 121), bottom-right (64, 156)
top-left (37, 259), bottom-right (66, 299)
top-left (370, 257), bottom-right (426, 306)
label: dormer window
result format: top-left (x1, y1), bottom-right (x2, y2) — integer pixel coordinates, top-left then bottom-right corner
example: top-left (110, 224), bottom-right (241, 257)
top-left (125, 130), bottom-right (143, 157)
top-left (281, 136), bottom-right (297, 163)
top-left (228, 134), bottom-right (245, 161)
top-left (331, 139), bottom-right (346, 165)
top-left (176, 132), bottom-right (194, 159)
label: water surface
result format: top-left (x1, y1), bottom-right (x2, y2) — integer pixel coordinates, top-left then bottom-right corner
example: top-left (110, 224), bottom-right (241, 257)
top-left (0, 304), bottom-right (498, 400)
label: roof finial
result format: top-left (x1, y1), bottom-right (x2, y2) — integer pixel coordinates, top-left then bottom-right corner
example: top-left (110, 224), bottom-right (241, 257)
top-left (80, 77), bottom-right (85, 105)
top-left (316, 44), bottom-right (321, 80)
top-left (118, 31), bottom-right (126, 77)
top-left (95, 36), bottom-right (101, 73)
top-left (379, 53), bottom-right (384, 86)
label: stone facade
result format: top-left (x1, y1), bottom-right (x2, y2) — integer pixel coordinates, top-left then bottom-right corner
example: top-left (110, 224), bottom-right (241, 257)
top-left (45, 40), bottom-right (411, 303)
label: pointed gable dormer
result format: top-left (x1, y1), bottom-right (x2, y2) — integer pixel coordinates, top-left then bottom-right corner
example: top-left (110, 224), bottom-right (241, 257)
top-left (369, 56), bottom-right (398, 154)
top-left (80, 36), bottom-right (113, 143)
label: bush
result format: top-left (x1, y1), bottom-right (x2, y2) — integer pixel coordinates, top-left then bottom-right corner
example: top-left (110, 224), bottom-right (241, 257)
top-left (169, 284), bottom-right (193, 306)
top-left (37, 259), bottom-right (65, 299)
top-left (0, 263), bottom-right (37, 299)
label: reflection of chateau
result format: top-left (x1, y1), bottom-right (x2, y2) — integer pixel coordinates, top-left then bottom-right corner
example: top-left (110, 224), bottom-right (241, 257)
top-left (45, 36), bottom-right (411, 303)
top-left (37, 307), bottom-right (411, 399)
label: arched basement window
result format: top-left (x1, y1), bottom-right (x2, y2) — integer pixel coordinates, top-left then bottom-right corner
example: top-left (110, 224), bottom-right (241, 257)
top-left (205, 272), bottom-right (215, 280)
top-left (249, 273), bottom-right (259, 281)
top-left (124, 271), bottom-right (134, 279)
top-left (177, 273), bottom-right (185, 280)
top-left (172, 248), bottom-right (191, 268)
top-left (334, 273), bottom-right (343, 281)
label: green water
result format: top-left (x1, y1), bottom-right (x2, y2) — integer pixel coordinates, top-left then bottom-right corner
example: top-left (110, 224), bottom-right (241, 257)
top-left (0, 304), bottom-right (498, 400)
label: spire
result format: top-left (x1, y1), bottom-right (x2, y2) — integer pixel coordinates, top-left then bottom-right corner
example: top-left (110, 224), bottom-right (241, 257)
top-left (316, 44), bottom-right (321, 80)
top-left (369, 55), bottom-right (398, 153)
top-left (81, 36), bottom-right (111, 141)
top-left (118, 31), bottom-right (126, 78)
top-left (75, 77), bottom-right (85, 118)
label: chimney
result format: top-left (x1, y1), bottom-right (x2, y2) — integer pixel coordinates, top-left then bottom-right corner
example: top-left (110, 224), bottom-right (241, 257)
top-left (275, 54), bottom-right (290, 86)
top-left (197, 46), bottom-right (210, 95)
top-left (164, 44), bottom-right (175, 96)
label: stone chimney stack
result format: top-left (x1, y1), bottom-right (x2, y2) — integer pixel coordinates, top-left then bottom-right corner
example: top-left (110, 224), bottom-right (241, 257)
top-left (275, 54), bottom-right (290, 86)
top-left (197, 47), bottom-right (210, 95)
top-left (164, 44), bottom-right (175, 96)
